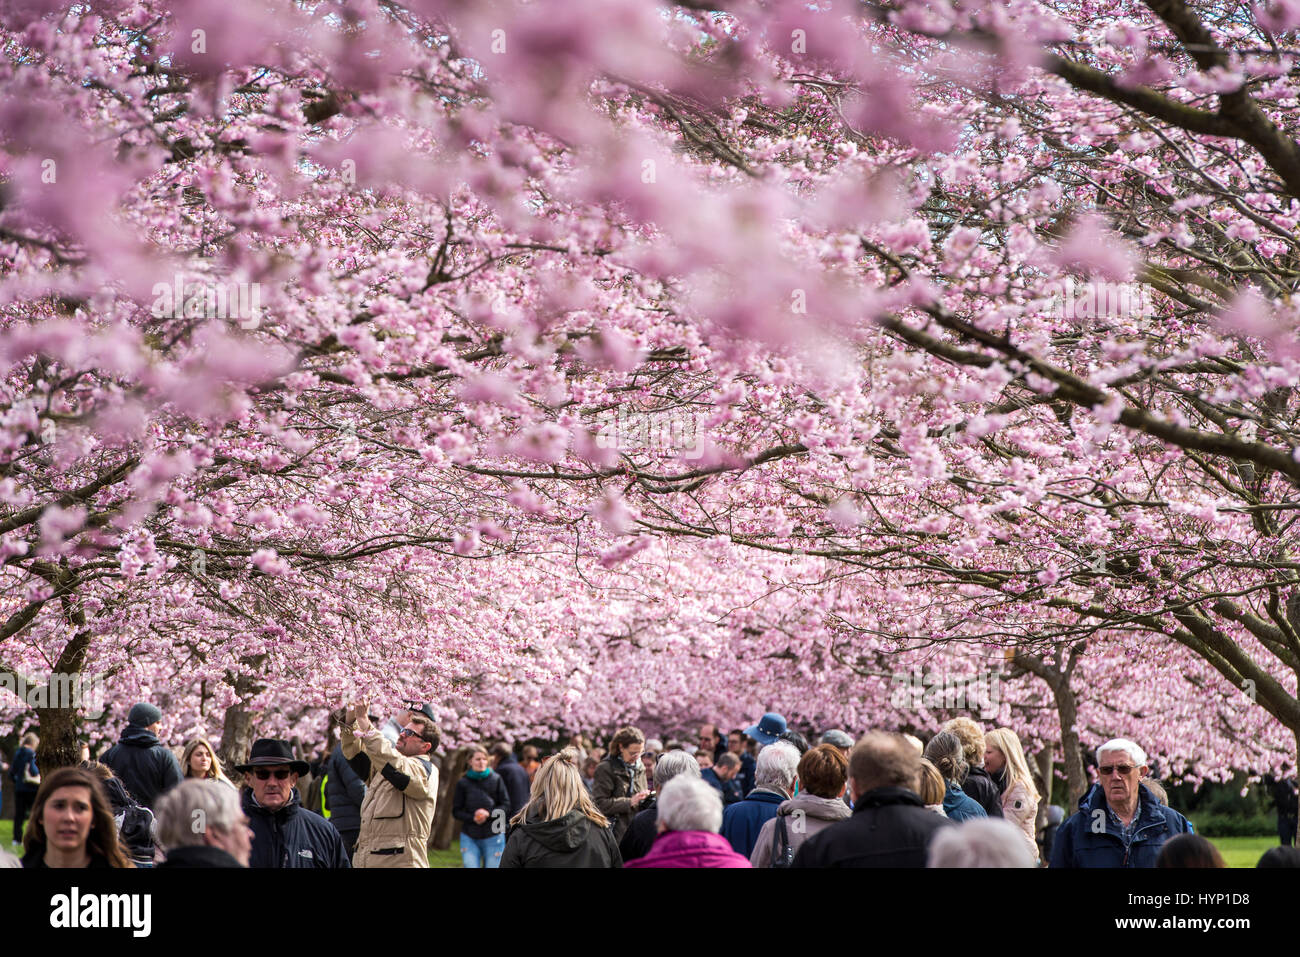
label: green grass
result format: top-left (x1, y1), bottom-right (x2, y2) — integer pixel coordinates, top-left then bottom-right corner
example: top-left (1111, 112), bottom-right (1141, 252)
top-left (1, 815), bottom-right (1278, 868)
top-left (1208, 836), bottom-right (1277, 869)
top-left (428, 845), bottom-right (461, 867)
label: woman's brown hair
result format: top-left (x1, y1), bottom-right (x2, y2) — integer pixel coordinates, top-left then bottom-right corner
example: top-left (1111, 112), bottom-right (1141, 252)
top-left (24, 767), bottom-right (133, 868)
top-left (797, 744), bottom-right (849, 799)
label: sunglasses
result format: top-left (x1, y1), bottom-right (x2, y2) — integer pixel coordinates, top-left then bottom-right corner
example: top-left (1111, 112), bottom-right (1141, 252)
top-left (1098, 765), bottom-right (1136, 777)
top-left (398, 728), bottom-right (421, 740)
top-left (253, 769), bottom-right (292, 780)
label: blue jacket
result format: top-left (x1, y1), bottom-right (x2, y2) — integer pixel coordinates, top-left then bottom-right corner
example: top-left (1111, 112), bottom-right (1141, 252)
top-left (701, 767), bottom-right (743, 805)
top-left (942, 783), bottom-right (987, 822)
top-left (11, 746), bottom-right (39, 794)
top-left (1051, 783), bottom-right (1192, 868)
top-left (720, 787), bottom-right (786, 858)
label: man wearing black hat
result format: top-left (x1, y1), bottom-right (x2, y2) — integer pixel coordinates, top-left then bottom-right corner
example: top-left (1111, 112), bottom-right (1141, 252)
top-left (101, 702), bottom-right (183, 810)
top-left (238, 738), bottom-right (350, 868)
top-left (341, 700), bottom-right (440, 868)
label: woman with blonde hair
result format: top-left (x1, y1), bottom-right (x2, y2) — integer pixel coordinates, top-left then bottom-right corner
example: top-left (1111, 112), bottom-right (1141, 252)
top-left (916, 758), bottom-right (948, 817)
top-left (181, 738), bottom-right (237, 789)
top-left (984, 727), bottom-right (1040, 863)
top-left (500, 748), bottom-right (622, 868)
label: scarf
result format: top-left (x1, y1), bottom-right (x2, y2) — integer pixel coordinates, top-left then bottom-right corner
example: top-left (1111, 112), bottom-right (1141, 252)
top-left (465, 767), bottom-right (492, 781)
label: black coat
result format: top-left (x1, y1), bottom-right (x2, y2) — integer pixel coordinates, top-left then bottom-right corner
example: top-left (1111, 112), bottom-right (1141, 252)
top-left (324, 747), bottom-right (366, 833)
top-left (100, 776), bottom-right (156, 867)
top-left (101, 725), bottom-right (183, 810)
top-left (618, 806), bottom-right (658, 862)
top-left (494, 754), bottom-right (532, 815)
top-left (454, 771), bottom-right (512, 840)
top-left (500, 809), bottom-right (622, 868)
top-left (158, 845), bottom-right (244, 868)
top-left (963, 766), bottom-right (1004, 818)
top-left (241, 787), bottom-right (350, 868)
top-left (791, 787), bottom-right (955, 868)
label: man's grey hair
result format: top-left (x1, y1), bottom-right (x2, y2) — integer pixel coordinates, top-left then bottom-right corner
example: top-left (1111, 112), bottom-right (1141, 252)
top-left (754, 740), bottom-right (800, 790)
top-left (927, 819), bottom-right (1035, 868)
top-left (1096, 738), bottom-right (1147, 768)
top-left (654, 749), bottom-right (702, 790)
top-left (155, 779), bottom-right (244, 849)
top-left (657, 775), bottom-right (724, 834)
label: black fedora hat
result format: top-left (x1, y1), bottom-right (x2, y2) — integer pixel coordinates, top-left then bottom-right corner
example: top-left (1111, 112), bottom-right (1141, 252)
top-left (234, 738), bottom-right (310, 776)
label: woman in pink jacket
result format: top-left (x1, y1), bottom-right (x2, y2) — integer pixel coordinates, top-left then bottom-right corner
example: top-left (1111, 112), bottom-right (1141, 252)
top-left (624, 775), bottom-right (751, 868)
top-left (984, 728), bottom-right (1040, 864)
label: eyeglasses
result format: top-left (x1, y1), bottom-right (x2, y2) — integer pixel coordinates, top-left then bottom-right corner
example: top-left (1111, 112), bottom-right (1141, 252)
top-left (398, 728), bottom-right (421, 740)
top-left (254, 769), bottom-right (291, 780)
top-left (1098, 765), bottom-right (1136, 777)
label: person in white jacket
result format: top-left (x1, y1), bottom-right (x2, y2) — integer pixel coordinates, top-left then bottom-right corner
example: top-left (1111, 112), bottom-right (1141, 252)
top-left (984, 728), bottom-right (1040, 864)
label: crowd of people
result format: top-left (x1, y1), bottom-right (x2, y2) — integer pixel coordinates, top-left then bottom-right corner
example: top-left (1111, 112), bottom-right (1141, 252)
top-left (3, 702), bottom-right (1299, 869)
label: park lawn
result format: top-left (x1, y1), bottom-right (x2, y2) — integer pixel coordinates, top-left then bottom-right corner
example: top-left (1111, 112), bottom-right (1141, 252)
top-left (0, 816), bottom-right (1275, 868)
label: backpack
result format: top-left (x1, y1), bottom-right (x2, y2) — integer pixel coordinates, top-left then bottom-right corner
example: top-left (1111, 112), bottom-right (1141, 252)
top-left (115, 805), bottom-right (156, 866)
top-left (770, 813), bottom-right (795, 868)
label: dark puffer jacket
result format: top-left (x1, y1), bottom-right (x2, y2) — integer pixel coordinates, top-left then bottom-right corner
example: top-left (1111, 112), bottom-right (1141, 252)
top-left (499, 809), bottom-right (622, 868)
top-left (791, 787), bottom-right (955, 867)
top-left (962, 766), bottom-right (1005, 818)
top-left (454, 771), bottom-right (512, 840)
top-left (1050, 783), bottom-right (1193, 868)
top-left (101, 725), bottom-right (183, 810)
top-left (324, 746), bottom-right (366, 835)
top-left (242, 787), bottom-right (351, 869)
top-left (100, 775), bottom-right (157, 867)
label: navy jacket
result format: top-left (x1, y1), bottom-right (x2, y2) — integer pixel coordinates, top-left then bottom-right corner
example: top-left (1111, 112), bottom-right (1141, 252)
top-left (720, 787), bottom-right (786, 858)
top-left (11, 746), bottom-right (39, 794)
top-left (101, 725), bottom-right (183, 810)
top-left (963, 766), bottom-right (1005, 818)
top-left (494, 754), bottom-right (532, 815)
top-left (1050, 783), bottom-right (1192, 868)
top-left (324, 747), bottom-right (366, 834)
top-left (701, 767), bottom-right (743, 805)
top-left (454, 771), bottom-right (512, 840)
top-left (242, 787), bottom-right (351, 869)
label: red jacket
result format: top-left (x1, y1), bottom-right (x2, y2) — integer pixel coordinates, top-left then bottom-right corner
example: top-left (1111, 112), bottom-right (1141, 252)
top-left (623, 830), bottom-right (752, 868)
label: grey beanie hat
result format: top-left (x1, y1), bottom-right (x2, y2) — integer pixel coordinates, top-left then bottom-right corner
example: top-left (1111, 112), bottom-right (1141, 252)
top-left (128, 702), bottom-right (163, 727)
top-left (820, 729), bottom-right (854, 749)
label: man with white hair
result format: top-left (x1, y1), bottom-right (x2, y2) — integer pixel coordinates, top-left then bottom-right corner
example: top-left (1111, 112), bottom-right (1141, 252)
top-left (1050, 738), bottom-right (1192, 868)
top-left (719, 740), bottom-right (800, 858)
top-left (623, 776), bottom-right (751, 867)
top-left (927, 818), bottom-right (1035, 868)
top-left (155, 779), bottom-right (254, 868)
top-left (619, 749), bottom-right (702, 862)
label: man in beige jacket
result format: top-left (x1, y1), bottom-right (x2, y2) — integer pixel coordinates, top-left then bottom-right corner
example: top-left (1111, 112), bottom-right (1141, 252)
top-left (341, 701), bottom-right (439, 868)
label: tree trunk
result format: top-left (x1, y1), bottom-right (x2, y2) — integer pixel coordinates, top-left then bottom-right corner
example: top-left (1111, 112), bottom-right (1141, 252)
top-left (1033, 748), bottom-right (1054, 828)
top-left (33, 703), bottom-right (80, 773)
top-left (1053, 680), bottom-right (1087, 810)
top-left (219, 701), bottom-right (258, 777)
top-left (431, 747), bottom-right (469, 851)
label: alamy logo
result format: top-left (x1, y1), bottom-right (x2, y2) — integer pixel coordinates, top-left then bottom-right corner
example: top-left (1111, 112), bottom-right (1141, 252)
top-left (1040, 279), bottom-right (1153, 322)
top-left (151, 275), bottom-right (262, 329)
top-left (889, 669), bottom-right (1001, 719)
top-left (0, 672), bottom-right (105, 718)
top-left (49, 888), bottom-right (151, 937)
top-left (592, 407), bottom-right (704, 459)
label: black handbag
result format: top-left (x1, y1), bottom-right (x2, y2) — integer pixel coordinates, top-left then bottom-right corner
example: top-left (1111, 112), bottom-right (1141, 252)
top-left (770, 812), bottom-right (795, 868)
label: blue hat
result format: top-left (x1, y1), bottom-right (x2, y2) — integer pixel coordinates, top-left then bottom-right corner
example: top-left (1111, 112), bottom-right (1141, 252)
top-left (744, 712), bottom-right (787, 745)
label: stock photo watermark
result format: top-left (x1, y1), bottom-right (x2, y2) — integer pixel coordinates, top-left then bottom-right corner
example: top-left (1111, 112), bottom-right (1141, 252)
top-left (0, 671), bottom-right (106, 718)
top-left (890, 668), bottom-right (1001, 719)
top-left (151, 275), bottom-right (262, 329)
top-left (1039, 279), bottom-right (1154, 322)
top-left (592, 407), bottom-right (705, 459)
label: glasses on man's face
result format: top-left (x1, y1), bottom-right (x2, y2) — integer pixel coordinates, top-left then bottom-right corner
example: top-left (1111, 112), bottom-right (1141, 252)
top-left (254, 769), bottom-right (291, 780)
top-left (398, 728), bottom-right (420, 740)
top-left (1098, 764), bottom-right (1136, 777)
